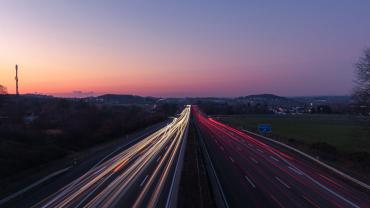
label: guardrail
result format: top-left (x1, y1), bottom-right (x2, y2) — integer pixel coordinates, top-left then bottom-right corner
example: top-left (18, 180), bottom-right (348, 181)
top-left (242, 129), bottom-right (370, 191)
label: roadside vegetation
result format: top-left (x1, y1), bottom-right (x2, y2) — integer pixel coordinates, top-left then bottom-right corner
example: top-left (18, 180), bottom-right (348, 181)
top-left (217, 114), bottom-right (369, 153)
top-left (0, 94), bottom-right (178, 179)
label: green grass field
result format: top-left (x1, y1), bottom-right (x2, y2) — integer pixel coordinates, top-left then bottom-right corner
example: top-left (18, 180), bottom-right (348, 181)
top-left (216, 114), bottom-right (370, 154)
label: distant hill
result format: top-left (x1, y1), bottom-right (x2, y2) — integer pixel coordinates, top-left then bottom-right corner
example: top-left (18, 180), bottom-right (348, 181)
top-left (93, 94), bottom-right (158, 104)
top-left (238, 94), bottom-right (288, 100)
top-left (158, 97), bottom-right (231, 104)
top-left (19, 92), bottom-right (348, 107)
top-left (23, 93), bottom-right (54, 99)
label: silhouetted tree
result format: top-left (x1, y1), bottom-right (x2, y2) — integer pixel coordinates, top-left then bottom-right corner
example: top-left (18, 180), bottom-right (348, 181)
top-left (0, 84), bottom-right (7, 94)
top-left (353, 48), bottom-right (370, 115)
top-left (0, 84), bottom-right (7, 107)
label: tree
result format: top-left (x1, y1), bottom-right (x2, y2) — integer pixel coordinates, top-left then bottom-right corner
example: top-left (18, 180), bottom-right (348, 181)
top-left (0, 84), bottom-right (7, 107)
top-left (0, 84), bottom-right (7, 94)
top-left (353, 48), bottom-right (370, 114)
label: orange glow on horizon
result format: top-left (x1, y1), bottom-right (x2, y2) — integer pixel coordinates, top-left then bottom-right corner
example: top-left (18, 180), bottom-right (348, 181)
top-left (1, 1), bottom-right (363, 97)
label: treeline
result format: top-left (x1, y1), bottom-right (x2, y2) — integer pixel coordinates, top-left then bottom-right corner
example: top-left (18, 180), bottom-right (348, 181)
top-left (0, 95), bottom-right (179, 178)
top-left (198, 102), bottom-right (272, 115)
top-left (198, 102), bottom-right (360, 115)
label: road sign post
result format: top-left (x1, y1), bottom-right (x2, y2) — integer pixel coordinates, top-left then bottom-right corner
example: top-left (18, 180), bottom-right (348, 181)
top-left (258, 124), bottom-right (272, 135)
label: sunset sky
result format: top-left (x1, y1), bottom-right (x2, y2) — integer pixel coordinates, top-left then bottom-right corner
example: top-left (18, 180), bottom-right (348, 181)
top-left (1, 1), bottom-right (370, 97)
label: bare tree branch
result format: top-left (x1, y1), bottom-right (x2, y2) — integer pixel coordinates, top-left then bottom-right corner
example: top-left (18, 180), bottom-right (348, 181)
top-left (353, 48), bottom-right (370, 114)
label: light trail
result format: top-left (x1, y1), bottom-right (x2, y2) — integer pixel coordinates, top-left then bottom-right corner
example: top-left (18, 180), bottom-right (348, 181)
top-left (193, 106), bottom-right (370, 208)
top-left (32, 105), bottom-right (191, 208)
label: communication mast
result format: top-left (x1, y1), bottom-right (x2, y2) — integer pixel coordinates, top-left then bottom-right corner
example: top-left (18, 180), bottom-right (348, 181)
top-left (15, 64), bottom-right (19, 95)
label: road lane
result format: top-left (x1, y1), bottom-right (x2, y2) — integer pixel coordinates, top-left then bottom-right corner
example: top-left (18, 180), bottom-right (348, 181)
top-left (31, 106), bottom-right (190, 208)
top-left (193, 106), bottom-right (370, 208)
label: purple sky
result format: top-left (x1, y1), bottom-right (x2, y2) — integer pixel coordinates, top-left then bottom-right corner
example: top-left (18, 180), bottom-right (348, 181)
top-left (1, 1), bottom-right (370, 97)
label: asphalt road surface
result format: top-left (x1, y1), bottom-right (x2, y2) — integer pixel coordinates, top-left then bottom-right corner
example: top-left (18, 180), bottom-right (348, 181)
top-left (25, 106), bottom-right (190, 208)
top-left (193, 106), bottom-right (370, 208)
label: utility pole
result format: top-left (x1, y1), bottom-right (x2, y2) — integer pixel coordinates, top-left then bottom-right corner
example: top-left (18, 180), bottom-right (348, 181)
top-left (15, 64), bottom-right (19, 95)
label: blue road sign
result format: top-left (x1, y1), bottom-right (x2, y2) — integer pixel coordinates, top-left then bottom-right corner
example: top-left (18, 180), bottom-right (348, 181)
top-left (258, 124), bottom-right (272, 133)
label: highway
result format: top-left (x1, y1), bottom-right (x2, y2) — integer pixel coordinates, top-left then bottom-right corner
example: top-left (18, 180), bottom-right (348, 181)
top-left (31, 106), bottom-right (190, 208)
top-left (193, 106), bottom-right (370, 208)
